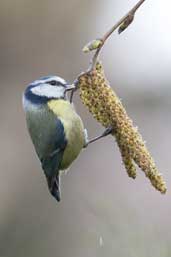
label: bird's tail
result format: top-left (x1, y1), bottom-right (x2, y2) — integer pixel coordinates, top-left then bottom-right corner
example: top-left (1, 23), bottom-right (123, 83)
top-left (47, 175), bottom-right (61, 202)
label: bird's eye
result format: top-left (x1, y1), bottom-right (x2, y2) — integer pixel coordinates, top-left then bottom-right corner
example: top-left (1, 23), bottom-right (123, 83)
top-left (49, 80), bottom-right (57, 86)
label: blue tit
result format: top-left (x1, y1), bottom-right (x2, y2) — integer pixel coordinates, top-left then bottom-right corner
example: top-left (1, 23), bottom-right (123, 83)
top-left (23, 75), bottom-right (88, 202)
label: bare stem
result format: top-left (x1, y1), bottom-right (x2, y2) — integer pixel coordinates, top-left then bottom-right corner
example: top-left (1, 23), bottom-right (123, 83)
top-left (71, 0), bottom-right (146, 100)
top-left (90, 0), bottom-right (146, 70)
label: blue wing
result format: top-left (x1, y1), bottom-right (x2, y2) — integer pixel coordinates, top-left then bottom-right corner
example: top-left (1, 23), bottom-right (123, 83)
top-left (25, 103), bottom-right (67, 202)
top-left (41, 118), bottom-right (67, 201)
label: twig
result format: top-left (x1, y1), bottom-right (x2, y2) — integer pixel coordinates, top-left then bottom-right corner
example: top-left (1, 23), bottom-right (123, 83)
top-left (89, 0), bottom-right (146, 70)
top-left (70, 0), bottom-right (146, 102)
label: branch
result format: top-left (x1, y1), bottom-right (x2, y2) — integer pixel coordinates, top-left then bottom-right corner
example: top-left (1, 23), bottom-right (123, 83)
top-left (70, 0), bottom-right (146, 102)
top-left (84, 0), bottom-right (146, 71)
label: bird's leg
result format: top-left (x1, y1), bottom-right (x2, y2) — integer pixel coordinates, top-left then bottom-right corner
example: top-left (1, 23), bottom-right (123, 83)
top-left (70, 73), bottom-right (86, 103)
top-left (84, 125), bottom-right (113, 147)
top-left (68, 78), bottom-right (80, 103)
top-left (70, 87), bottom-right (77, 103)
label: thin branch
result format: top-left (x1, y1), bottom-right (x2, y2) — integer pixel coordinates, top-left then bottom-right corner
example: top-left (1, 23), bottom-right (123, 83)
top-left (90, 0), bottom-right (146, 70)
top-left (70, 0), bottom-right (146, 101)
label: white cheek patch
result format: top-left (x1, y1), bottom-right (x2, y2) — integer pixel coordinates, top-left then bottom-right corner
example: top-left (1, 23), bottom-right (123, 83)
top-left (31, 84), bottom-right (65, 99)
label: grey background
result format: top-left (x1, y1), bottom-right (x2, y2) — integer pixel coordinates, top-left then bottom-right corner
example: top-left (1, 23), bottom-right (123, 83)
top-left (0, 0), bottom-right (171, 256)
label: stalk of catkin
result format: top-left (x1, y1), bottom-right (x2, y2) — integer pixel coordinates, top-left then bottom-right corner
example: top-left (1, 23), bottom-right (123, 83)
top-left (78, 62), bottom-right (166, 194)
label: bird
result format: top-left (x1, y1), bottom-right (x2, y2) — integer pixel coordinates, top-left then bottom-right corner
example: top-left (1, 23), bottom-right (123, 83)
top-left (23, 75), bottom-right (88, 202)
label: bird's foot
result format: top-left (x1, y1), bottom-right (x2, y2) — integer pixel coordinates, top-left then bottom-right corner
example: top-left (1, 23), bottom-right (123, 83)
top-left (84, 125), bottom-right (113, 147)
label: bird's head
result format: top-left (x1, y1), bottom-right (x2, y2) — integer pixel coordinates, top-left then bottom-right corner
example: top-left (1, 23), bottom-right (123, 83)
top-left (24, 75), bottom-right (75, 104)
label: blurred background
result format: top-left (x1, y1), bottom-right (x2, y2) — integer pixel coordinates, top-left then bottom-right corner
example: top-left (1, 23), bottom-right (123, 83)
top-left (0, 0), bottom-right (171, 256)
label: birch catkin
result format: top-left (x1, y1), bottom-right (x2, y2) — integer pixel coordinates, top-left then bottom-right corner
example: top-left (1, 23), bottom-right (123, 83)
top-left (79, 62), bottom-right (166, 194)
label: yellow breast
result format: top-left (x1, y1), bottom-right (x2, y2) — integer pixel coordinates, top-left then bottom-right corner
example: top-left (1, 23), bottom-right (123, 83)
top-left (48, 99), bottom-right (85, 170)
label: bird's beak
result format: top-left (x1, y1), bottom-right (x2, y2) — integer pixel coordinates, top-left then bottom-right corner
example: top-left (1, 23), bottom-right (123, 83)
top-left (65, 84), bottom-right (75, 92)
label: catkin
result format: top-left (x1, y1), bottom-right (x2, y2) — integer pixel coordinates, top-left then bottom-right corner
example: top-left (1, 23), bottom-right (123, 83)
top-left (78, 62), bottom-right (167, 194)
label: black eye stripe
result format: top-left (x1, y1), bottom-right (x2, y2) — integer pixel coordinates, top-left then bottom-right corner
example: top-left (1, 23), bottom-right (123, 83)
top-left (46, 80), bottom-right (65, 86)
top-left (47, 80), bottom-right (58, 86)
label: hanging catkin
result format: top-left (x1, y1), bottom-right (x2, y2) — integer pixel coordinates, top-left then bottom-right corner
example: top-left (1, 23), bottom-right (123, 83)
top-left (79, 62), bottom-right (166, 194)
